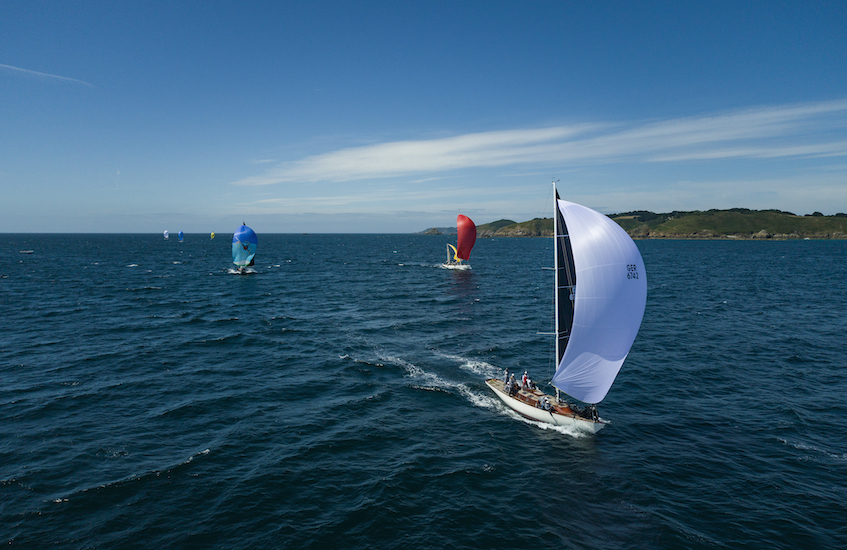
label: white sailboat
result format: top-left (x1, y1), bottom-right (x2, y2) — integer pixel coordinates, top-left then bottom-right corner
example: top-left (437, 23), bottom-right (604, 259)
top-left (485, 182), bottom-right (647, 433)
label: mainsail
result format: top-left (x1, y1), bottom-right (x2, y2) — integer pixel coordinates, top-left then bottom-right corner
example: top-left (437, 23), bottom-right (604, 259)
top-left (551, 192), bottom-right (647, 404)
top-left (231, 224), bottom-right (258, 267)
top-left (455, 215), bottom-right (476, 261)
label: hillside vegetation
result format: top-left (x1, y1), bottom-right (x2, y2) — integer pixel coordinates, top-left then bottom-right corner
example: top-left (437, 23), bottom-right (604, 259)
top-left (612, 209), bottom-right (847, 239)
top-left (476, 219), bottom-right (516, 236)
top-left (424, 209), bottom-right (847, 239)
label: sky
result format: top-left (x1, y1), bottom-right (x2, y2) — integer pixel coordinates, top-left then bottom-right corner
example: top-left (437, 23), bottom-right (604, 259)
top-left (2, 0), bottom-right (846, 233)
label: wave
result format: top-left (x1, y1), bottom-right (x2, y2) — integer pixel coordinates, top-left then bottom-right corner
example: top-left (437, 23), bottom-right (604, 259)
top-left (778, 437), bottom-right (847, 462)
top-left (49, 448), bottom-right (211, 504)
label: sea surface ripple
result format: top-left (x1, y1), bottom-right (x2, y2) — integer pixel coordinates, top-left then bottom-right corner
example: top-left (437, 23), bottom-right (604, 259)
top-left (1, 234), bottom-right (845, 549)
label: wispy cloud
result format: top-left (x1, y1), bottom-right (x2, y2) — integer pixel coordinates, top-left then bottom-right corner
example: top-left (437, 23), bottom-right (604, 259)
top-left (0, 63), bottom-right (93, 87)
top-left (238, 185), bottom-right (484, 211)
top-left (233, 99), bottom-right (847, 186)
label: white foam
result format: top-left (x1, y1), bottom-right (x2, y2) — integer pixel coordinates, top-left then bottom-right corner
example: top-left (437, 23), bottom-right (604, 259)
top-left (379, 353), bottom-right (498, 411)
top-left (436, 352), bottom-right (499, 378)
top-left (498, 406), bottom-right (588, 438)
top-left (186, 449), bottom-right (211, 463)
top-left (778, 437), bottom-right (846, 461)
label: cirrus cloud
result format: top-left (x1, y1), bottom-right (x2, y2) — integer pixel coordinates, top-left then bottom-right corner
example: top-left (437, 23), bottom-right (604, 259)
top-left (233, 99), bottom-right (847, 186)
top-left (0, 63), bottom-right (93, 87)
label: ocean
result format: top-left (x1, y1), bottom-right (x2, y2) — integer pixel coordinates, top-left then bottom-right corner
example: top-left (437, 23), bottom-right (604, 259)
top-left (1, 234), bottom-right (845, 549)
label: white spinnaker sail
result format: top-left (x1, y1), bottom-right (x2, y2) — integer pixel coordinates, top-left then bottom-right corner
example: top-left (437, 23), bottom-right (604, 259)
top-left (551, 199), bottom-right (647, 404)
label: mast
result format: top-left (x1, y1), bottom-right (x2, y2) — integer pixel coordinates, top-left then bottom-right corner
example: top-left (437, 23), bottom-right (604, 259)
top-left (552, 181), bottom-right (578, 402)
top-left (553, 181), bottom-right (561, 402)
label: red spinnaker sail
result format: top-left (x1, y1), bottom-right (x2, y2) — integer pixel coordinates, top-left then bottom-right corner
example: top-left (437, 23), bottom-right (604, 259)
top-left (455, 215), bottom-right (477, 260)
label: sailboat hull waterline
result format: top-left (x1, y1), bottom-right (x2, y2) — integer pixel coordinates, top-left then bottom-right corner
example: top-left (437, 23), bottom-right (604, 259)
top-left (485, 379), bottom-right (606, 434)
top-left (487, 182), bottom-right (647, 434)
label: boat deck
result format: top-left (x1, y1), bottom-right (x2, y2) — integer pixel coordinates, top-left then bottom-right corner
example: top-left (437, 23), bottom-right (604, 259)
top-left (486, 378), bottom-right (575, 416)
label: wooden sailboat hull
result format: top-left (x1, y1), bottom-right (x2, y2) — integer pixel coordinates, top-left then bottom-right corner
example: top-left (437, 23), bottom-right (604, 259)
top-left (485, 379), bottom-right (606, 434)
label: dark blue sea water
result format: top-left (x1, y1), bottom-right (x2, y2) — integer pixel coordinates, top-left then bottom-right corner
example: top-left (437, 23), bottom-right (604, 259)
top-left (2, 234), bottom-right (846, 549)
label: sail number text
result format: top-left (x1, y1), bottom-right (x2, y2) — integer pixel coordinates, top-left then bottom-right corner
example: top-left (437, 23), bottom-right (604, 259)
top-left (627, 264), bottom-right (640, 280)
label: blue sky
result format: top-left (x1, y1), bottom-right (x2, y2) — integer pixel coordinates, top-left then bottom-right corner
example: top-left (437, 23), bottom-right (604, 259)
top-left (2, 0), bottom-right (846, 233)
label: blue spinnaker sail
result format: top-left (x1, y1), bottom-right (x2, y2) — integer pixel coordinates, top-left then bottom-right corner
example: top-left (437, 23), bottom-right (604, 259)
top-left (232, 224), bottom-right (258, 267)
top-left (178, 230), bottom-right (184, 242)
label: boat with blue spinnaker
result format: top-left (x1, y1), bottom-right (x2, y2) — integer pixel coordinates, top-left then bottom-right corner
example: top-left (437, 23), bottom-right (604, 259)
top-left (231, 223), bottom-right (258, 274)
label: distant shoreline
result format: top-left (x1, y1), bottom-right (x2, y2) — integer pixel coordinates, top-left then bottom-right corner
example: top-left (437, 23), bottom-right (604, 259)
top-left (423, 233), bottom-right (847, 240)
top-left (419, 209), bottom-right (847, 240)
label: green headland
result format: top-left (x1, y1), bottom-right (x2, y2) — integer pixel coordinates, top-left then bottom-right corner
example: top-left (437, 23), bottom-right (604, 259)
top-left (420, 209), bottom-right (847, 239)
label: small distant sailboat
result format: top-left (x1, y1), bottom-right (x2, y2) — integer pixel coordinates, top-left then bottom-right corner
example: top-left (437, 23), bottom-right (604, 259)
top-left (163, 230), bottom-right (169, 240)
top-left (210, 232), bottom-right (215, 239)
top-left (178, 230), bottom-right (184, 242)
top-left (485, 182), bottom-right (647, 433)
top-left (232, 223), bottom-right (258, 274)
top-left (441, 215), bottom-right (476, 270)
